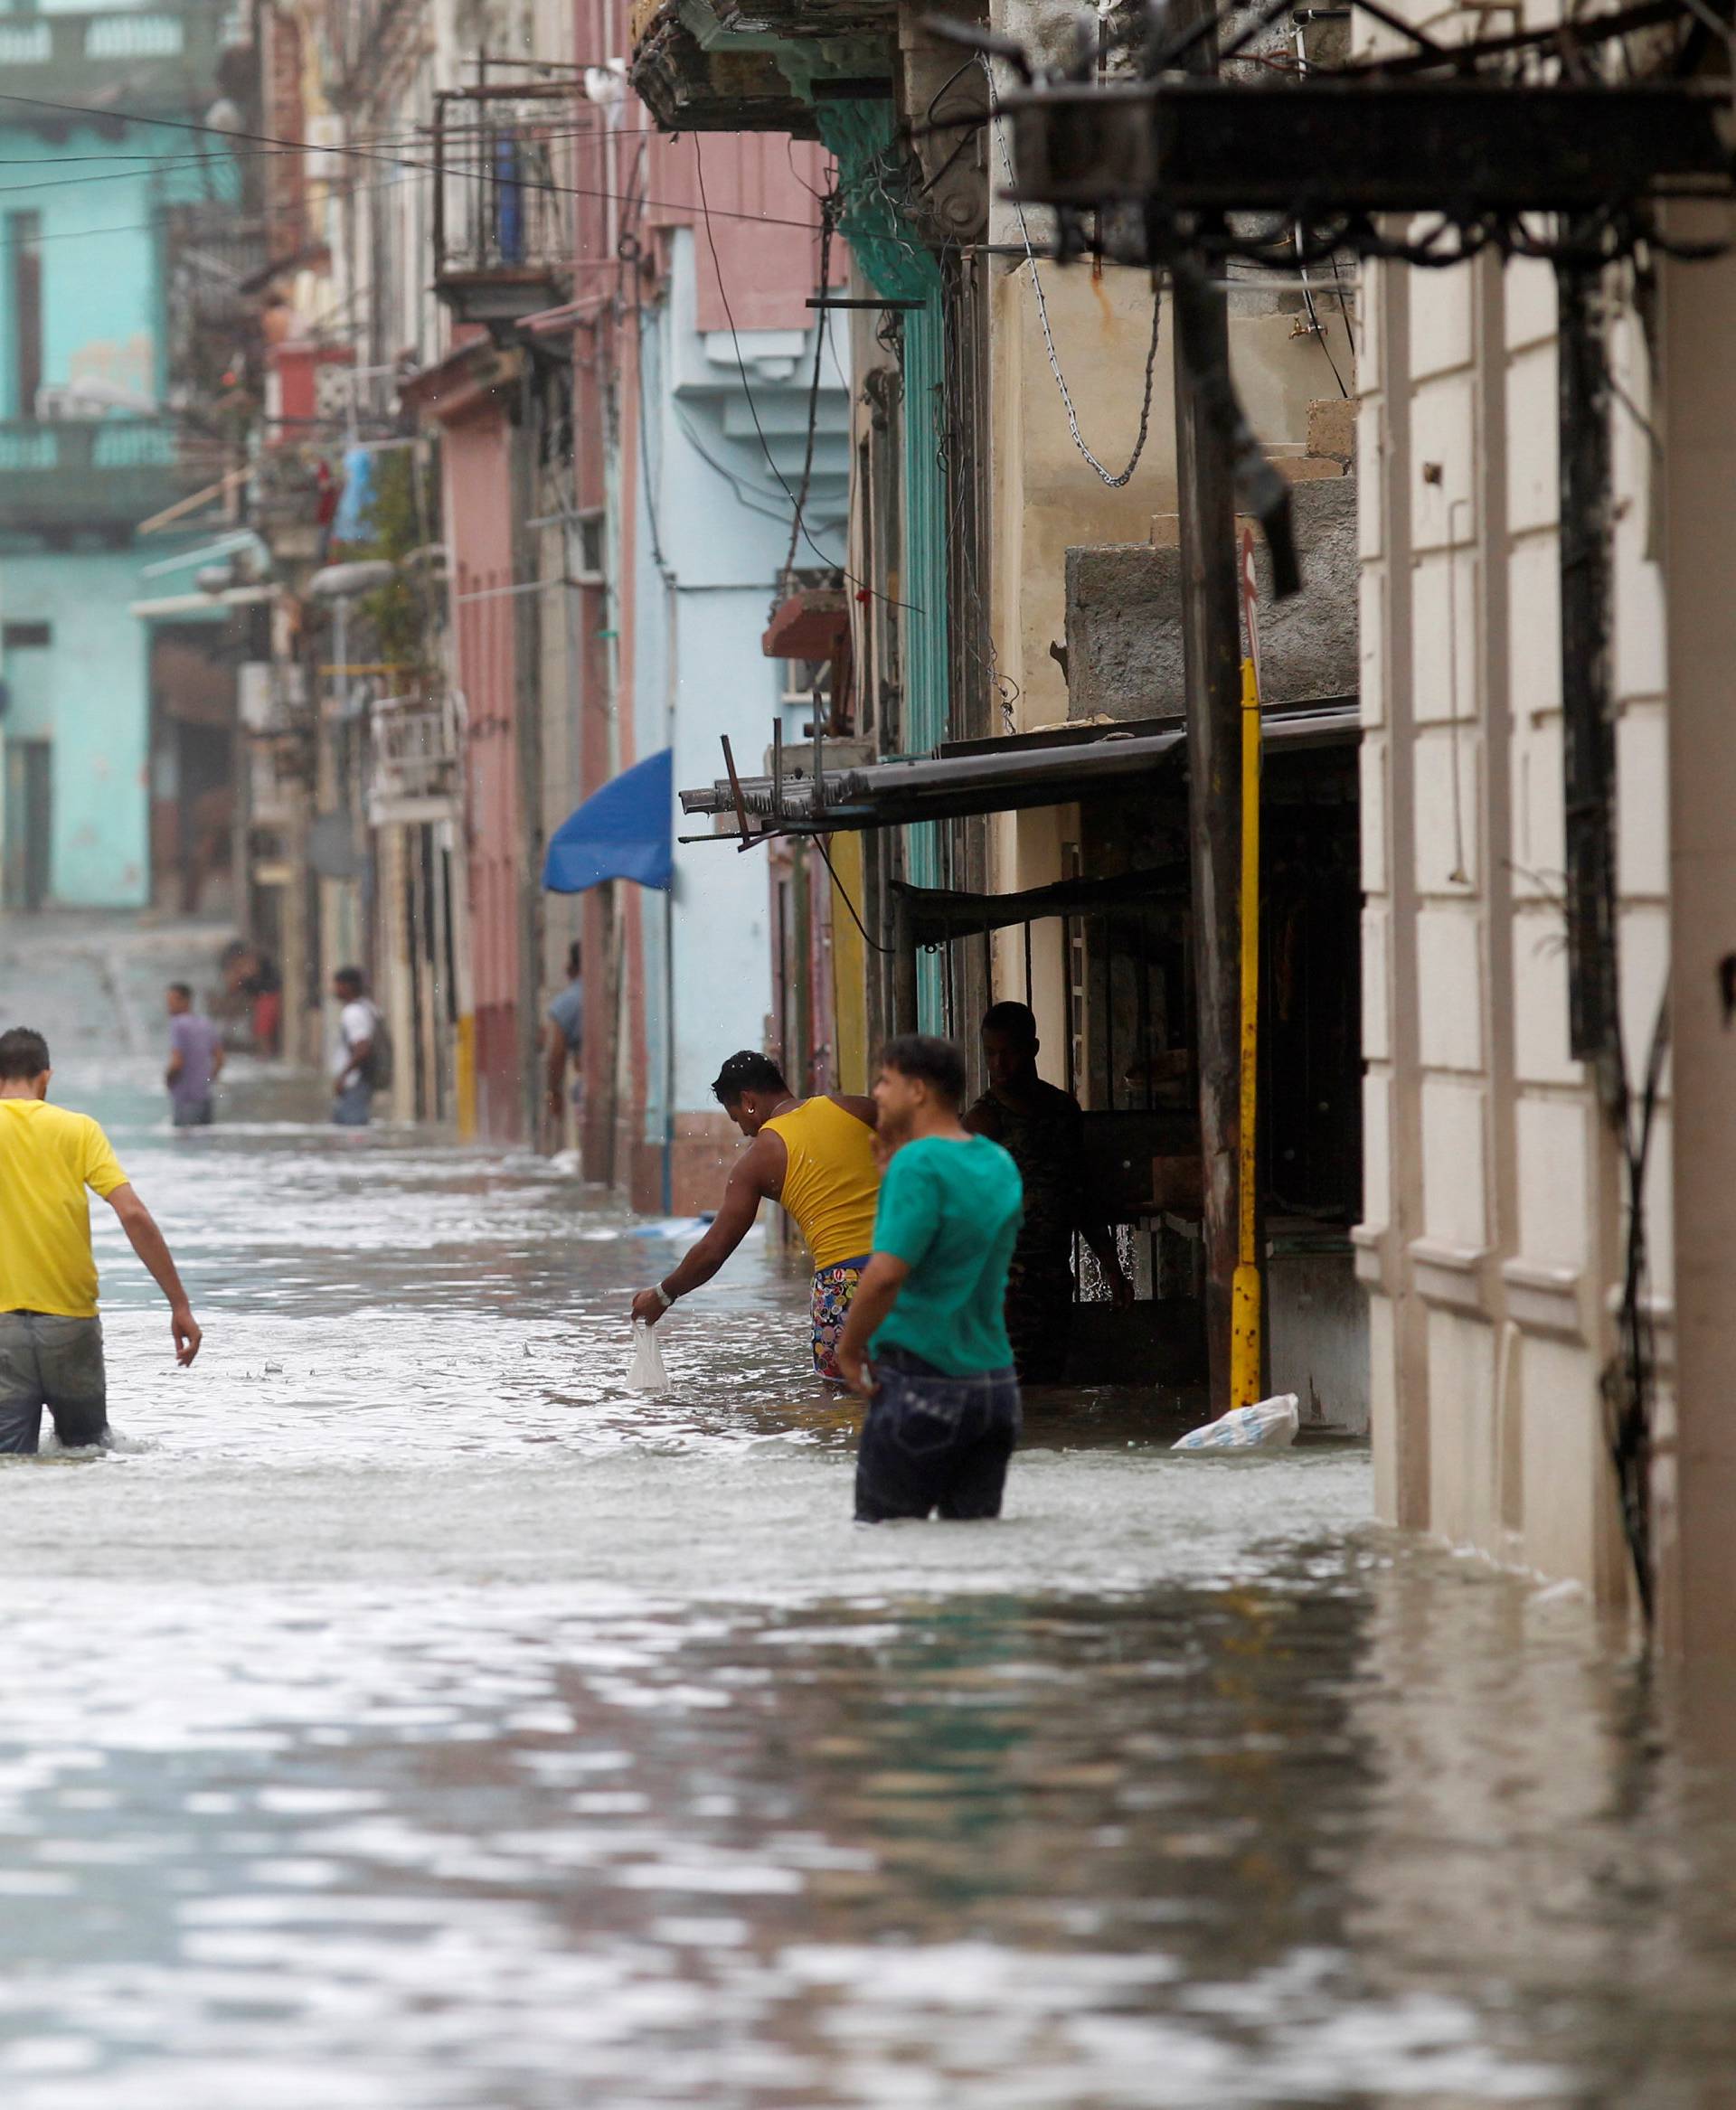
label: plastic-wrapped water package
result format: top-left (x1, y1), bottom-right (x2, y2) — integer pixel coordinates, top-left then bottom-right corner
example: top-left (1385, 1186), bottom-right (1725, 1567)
top-left (1172, 1392), bottom-right (1299, 1454)
top-left (627, 1319), bottom-right (669, 1393)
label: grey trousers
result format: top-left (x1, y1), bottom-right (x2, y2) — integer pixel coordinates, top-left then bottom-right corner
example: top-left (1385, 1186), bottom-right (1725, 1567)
top-left (0, 1312), bottom-right (109, 1454)
top-left (331, 1079), bottom-right (373, 1127)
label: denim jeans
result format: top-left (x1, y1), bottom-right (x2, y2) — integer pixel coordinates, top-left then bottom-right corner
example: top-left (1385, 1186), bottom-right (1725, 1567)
top-left (855, 1348), bottom-right (1021, 1522)
top-left (0, 1312), bottom-right (108, 1454)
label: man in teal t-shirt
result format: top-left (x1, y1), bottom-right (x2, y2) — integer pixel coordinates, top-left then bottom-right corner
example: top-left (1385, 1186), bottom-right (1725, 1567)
top-left (835, 1034), bottom-right (1024, 1521)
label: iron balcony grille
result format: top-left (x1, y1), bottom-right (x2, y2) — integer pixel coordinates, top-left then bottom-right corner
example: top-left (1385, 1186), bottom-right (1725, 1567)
top-left (431, 87), bottom-right (578, 325)
top-left (0, 418), bottom-right (212, 536)
top-left (369, 692), bottom-right (462, 820)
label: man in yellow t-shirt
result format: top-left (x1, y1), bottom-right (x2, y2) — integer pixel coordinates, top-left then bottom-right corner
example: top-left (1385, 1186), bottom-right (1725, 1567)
top-left (627, 1050), bottom-right (881, 1381)
top-left (0, 1025), bottom-right (203, 1453)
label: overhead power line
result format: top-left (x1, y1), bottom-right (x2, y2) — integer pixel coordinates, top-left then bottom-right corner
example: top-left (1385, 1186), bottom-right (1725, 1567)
top-left (0, 88), bottom-right (822, 231)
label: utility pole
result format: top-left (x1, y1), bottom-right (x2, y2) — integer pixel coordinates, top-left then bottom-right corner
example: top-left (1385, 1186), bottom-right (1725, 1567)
top-left (1169, 0), bottom-right (1243, 1413)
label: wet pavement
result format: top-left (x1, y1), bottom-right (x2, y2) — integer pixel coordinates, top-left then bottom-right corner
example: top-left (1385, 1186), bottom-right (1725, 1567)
top-left (2, 918), bottom-right (1735, 2107)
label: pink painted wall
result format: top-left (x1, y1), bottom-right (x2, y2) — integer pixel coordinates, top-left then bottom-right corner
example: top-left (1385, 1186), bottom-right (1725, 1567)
top-left (444, 404), bottom-right (524, 1141)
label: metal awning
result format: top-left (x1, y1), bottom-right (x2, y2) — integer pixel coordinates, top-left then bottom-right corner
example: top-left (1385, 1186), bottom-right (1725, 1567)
top-left (127, 583), bottom-right (278, 620)
top-left (679, 702), bottom-right (1359, 840)
top-left (896, 863), bottom-right (1191, 947)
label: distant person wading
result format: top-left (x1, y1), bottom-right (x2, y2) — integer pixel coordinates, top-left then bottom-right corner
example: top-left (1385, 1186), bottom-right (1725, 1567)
top-left (0, 1026), bottom-right (202, 1454)
top-left (165, 981), bottom-right (224, 1129)
top-left (544, 941), bottom-right (584, 1137)
top-left (330, 967), bottom-right (386, 1128)
top-left (629, 1052), bottom-right (881, 1382)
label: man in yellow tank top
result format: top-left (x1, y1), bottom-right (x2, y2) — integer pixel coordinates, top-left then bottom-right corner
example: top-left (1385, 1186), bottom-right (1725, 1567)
top-left (629, 1050), bottom-right (880, 1381)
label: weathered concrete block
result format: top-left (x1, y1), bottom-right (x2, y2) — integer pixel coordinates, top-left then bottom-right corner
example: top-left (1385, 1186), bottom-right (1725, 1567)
top-left (1065, 475), bottom-right (1359, 721)
top-left (1063, 542), bottom-right (1188, 718)
top-left (1307, 396), bottom-right (1356, 466)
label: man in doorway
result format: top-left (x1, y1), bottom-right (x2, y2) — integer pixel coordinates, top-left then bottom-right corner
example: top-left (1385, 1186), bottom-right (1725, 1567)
top-left (543, 941), bottom-right (583, 1137)
top-left (629, 1051), bottom-right (880, 1381)
top-left (330, 966), bottom-right (379, 1128)
top-left (835, 1035), bottom-right (1024, 1522)
top-left (964, 1000), bottom-right (1133, 1384)
top-left (165, 981), bottom-right (224, 1128)
top-left (0, 1026), bottom-right (203, 1453)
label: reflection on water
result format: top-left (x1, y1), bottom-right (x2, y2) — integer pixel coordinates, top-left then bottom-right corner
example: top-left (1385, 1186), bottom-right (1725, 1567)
top-left (0, 945), bottom-right (1732, 2105)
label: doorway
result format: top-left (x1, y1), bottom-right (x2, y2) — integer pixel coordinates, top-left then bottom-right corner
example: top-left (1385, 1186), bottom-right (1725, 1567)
top-left (3, 738), bottom-right (51, 909)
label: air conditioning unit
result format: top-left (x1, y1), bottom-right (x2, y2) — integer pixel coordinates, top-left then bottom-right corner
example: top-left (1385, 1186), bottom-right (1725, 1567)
top-left (304, 112), bottom-right (344, 184)
top-left (239, 662), bottom-right (305, 735)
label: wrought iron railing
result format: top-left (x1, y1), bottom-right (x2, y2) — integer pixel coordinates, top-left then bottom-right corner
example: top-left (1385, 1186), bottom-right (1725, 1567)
top-left (369, 691), bottom-right (461, 814)
top-left (432, 85), bottom-right (576, 295)
top-left (0, 6), bottom-right (235, 104)
top-left (165, 207), bottom-right (269, 334)
top-left (0, 417), bottom-right (201, 533)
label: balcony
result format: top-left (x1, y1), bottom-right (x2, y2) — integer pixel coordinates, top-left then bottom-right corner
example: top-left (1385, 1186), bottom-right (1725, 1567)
top-left (368, 691), bottom-right (461, 825)
top-left (165, 206), bottom-right (269, 340)
top-left (0, 6), bottom-right (237, 118)
top-left (0, 419), bottom-right (205, 542)
top-left (628, 0), bottom-right (894, 136)
top-left (432, 87), bottom-right (576, 330)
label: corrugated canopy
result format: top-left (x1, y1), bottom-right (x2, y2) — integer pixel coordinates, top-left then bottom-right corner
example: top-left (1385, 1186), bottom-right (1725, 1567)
top-left (680, 703), bottom-right (1358, 838)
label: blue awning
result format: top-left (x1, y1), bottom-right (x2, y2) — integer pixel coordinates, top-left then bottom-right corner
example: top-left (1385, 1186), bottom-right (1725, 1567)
top-left (542, 748), bottom-right (674, 894)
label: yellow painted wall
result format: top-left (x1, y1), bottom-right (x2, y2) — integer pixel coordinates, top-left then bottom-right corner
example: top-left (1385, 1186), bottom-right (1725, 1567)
top-left (826, 831), bottom-right (872, 1091)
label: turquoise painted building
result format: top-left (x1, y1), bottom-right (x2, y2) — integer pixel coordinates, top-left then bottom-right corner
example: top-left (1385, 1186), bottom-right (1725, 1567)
top-left (0, 4), bottom-right (242, 909)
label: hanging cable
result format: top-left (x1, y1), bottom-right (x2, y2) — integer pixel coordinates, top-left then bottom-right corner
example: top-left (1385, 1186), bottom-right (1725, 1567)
top-left (0, 86), bottom-right (824, 231)
top-left (986, 63), bottom-right (1160, 488)
top-left (781, 196), bottom-right (836, 590)
top-left (693, 138), bottom-right (920, 616)
top-left (816, 835), bottom-right (894, 953)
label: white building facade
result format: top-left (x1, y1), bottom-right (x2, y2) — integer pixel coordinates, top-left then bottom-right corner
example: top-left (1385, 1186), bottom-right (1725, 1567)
top-left (1354, 15), bottom-right (1736, 1651)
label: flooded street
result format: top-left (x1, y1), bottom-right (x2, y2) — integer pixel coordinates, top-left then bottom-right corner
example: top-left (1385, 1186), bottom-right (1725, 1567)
top-left (3, 925), bottom-right (1736, 2108)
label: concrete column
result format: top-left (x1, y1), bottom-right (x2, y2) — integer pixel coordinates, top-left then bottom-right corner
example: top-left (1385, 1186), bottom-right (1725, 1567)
top-left (1661, 238), bottom-right (1736, 1654)
top-left (1382, 265), bottom-right (1431, 1528)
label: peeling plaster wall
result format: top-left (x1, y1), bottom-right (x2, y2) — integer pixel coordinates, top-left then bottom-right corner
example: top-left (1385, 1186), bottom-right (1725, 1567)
top-left (0, 550), bottom-right (156, 908)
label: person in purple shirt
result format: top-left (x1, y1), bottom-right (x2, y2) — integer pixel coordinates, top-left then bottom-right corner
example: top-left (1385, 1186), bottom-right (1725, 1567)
top-left (165, 982), bottom-right (224, 1129)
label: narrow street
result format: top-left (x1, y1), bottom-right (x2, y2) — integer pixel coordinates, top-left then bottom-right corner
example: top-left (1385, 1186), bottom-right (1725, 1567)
top-left (0, 919), bottom-right (1723, 2107)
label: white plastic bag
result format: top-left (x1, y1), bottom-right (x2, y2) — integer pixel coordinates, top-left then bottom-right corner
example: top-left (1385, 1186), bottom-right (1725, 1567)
top-left (1172, 1392), bottom-right (1299, 1454)
top-left (627, 1319), bottom-right (669, 1393)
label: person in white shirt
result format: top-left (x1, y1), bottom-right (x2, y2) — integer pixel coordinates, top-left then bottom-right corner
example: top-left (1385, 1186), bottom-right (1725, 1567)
top-left (330, 966), bottom-right (379, 1128)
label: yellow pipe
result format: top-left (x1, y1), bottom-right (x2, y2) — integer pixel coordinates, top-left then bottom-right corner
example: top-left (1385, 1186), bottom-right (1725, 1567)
top-left (456, 1013), bottom-right (477, 1141)
top-left (1230, 654), bottom-right (1263, 1409)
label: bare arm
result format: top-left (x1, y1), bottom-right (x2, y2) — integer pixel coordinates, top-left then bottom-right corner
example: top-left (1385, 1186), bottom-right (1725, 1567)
top-left (106, 1184), bottom-right (203, 1365)
top-left (835, 1093), bottom-right (879, 1128)
top-left (629, 1136), bottom-right (779, 1325)
top-left (834, 1251), bottom-right (910, 1397)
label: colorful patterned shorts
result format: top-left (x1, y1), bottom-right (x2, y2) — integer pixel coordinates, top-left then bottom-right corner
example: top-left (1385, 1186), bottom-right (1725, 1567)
top-left (811, 1254), bottom-right (871, 1383)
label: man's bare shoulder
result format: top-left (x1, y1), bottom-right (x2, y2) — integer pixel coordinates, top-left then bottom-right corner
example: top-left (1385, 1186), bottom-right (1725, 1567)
top-left (739, 1126), bottom-right (788, 1192)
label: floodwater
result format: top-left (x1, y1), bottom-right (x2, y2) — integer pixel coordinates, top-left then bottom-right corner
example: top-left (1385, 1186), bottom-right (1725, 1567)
top-left (4, 924), bottom-right (1736, 2108)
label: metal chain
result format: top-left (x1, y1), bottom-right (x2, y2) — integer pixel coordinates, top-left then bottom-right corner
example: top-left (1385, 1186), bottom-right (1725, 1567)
top-left (988, 68), bottom-right (1160, 489)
